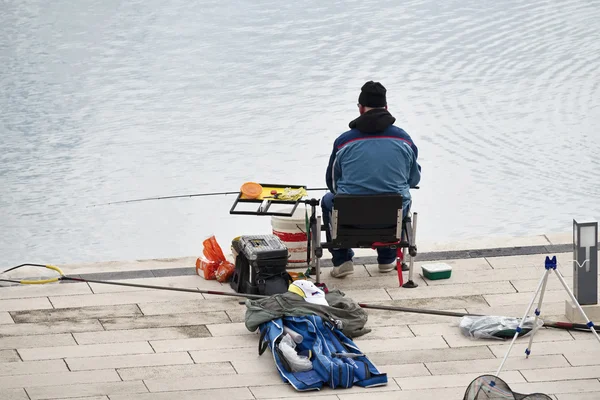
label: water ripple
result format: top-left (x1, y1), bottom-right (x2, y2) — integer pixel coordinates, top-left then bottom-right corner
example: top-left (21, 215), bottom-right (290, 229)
top-left (1, 0), bottom-right (599, 265)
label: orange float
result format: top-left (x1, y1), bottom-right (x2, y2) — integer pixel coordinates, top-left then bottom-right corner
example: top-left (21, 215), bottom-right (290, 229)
top-left (240, 182), bottom-right (263, 199)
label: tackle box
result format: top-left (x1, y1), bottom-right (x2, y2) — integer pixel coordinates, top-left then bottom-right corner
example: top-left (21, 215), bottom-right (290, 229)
top-left (230, 234), bottom-right (291, 295)
top-left (421, 263), bottom-right (452, 280)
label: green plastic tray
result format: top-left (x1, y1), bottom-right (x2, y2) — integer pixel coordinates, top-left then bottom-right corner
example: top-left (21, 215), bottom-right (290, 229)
top-left (421, 263), bottom-right (452, 280)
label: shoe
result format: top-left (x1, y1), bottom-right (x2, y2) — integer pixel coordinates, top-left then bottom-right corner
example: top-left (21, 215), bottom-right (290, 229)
top-left (378, 263), bottom-right (395, 273)
top-left (394, 262), bottom-right (410, 272)
top-left (330, 261), bottom-right (354, 278)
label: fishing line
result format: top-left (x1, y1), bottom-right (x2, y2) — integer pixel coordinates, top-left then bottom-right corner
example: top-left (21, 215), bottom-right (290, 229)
top-left (87, 187), bottom-right (329, 207)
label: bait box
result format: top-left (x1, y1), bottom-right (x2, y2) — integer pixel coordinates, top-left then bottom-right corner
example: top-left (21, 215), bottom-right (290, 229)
top-left (421, 263), bottom-right (452, 280)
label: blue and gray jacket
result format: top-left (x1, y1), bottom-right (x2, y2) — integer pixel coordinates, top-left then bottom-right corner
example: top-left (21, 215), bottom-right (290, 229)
top-left (325, 109), bottom-right (421, 207)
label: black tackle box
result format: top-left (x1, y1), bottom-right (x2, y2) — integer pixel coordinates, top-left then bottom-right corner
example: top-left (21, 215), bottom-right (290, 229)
top-left (230, 235), bottom-right (292, 296)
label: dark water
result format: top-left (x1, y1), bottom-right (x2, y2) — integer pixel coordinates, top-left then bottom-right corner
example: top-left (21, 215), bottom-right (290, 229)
top-left (1, 0), bottom-right (599, 266)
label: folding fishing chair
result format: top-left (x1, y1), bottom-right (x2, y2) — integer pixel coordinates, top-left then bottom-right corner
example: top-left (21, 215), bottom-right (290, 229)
top-left (306, 192), bottom-right (419, 288)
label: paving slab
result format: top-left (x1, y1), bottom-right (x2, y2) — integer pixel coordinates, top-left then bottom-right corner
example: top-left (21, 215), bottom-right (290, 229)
top-left (356, 325), bottom-right (415, 339)
top-left (395, 370), bottom-right (525, 390)
top-left (387, 281), bottom-right (516, 300)
top-left (408, 322), bottom-right (464, 337)
top-left (521, 365), bottom-right (600, 382)
top-left (265, 397), bottom-right (339, 400)
top-left (422, 266), bottom-right (544, 286)
top-left (562, 348), bottom-right (600, 366)
top-left (337, 387), bottom-right (467, 400)
top-left (484, 290), bottom-right (569, 306)
top-left (545, 232), bottom-right (574, 245)
top-left (0, 333), bottom-right (76, 350)
top-left (370, 294), bottom-right (488, 310)
top-left (138, 298), bottom-right (242, 316)
top-left (118, 362), bottom-right (236, 380)
top-left (0, 320), bottom-right (104, 336)
top-left (10, 304), bottom-right (142, 323)
top-left (377, 362), bottom-right (431, 378)
top-left (50, 397), bottom-right (109, 400)
top-left (18, 341), bottom-right (154, 361)
top-left (190, 347), bottom-right (264, 364)
top-left (411, 257), bottom-right (493, 272)
top-left (150, 334), bottom-right (258, 353)
top-left (73, 325), bottom-right (211, 344)
top-left (337, 288), bottom-right (393, 302)
top-left (0, 312), bottom-right (14, 324)
top-left (366, 308), bottom-right (469, 326)
top-left (352, 336), bottom-right (449, 353)
top-left (0, 360), bottom-right (69, 377)
top-left (0, 298), bottom-right (54, 312)
top-left (25, 381), bottom-right (149, 400)
top-left (109, 387), bottom-right (255, 400)
top-left (249, 380), bottom-right (401, 399)
top-left (417, 234), bottom-right (551, 252)
top-left (55, 257), bottom-right (198, 275)
top-left (86, 275), bottom-right (219, 294)
top-left (0, 350), bottom-right (21, 363)
top-left (66, 352), bottom-right (194, 371)
top-left (488, 338), bottom-right (598, 358)
top-left (324, 275), bottom-right (427, 291)
top-left (0, 369), bottom-right (121, 389)
top-left (0, 388), bottom-right (29, 400)
top-left (206, 322), bottom-right (253, 337)
top-left (465, 302), bottom-right (567, 318)
top-left (507, 379), bottom-right (600, 395)
top-left (98, 311), bottom-right (230, 330)
top-left (485, 252), bottom-right (573, 270)
top-left (0, 283), bottom-right (93, 299)
top-left (555, 393), bottom-right (600, 400)
top-left (367, 346), bottom-right (496, 366)
top-left (49, 290), bottom-right (213, 308)
top-left (144, 372), bottom-right (285, 392)
top-left (425, 354), bottom-right (569, 375)
top-left (442, 328), bottom-right (574, 348)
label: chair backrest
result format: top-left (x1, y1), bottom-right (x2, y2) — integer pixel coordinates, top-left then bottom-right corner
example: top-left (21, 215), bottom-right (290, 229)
top-left (330, 194), bottom-right (404, 247)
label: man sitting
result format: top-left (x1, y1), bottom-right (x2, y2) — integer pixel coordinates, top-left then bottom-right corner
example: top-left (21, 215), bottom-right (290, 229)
top-left (322, 81), bottom-right (421, 278)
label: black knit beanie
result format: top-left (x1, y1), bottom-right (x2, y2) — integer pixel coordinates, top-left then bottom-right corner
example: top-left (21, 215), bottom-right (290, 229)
top-left (358, 81), bottom-right (387, 107)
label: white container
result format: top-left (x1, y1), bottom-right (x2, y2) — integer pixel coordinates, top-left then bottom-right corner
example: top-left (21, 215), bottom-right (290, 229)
top-left (271, 205), bottom-right (308, 267)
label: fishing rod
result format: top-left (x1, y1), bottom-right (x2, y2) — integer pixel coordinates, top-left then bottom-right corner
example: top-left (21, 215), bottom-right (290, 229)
top-left (0, 264), bottom-right (266, 299)
top-left (2, 264), bottom-right (593, 334)
top-left (87, 187), bottom-right (329, 207)
top-left (355, 303), bottom-right (593, 332)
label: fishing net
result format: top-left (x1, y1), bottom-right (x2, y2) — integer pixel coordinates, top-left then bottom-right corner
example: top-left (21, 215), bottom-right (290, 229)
top-left (463, 375), bottom-right (552, 399)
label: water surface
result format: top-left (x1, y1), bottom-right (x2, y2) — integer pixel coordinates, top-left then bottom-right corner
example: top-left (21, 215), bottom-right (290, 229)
top-left (1, 0), bottom-right (599, 266)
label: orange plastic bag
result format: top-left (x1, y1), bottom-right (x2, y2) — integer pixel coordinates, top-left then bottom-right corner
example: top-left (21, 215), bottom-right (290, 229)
top-left (196, 235), bottom-right (235, 282)
top-left (202, 235), bottom-right (226, 262)
top-left (196, 256), bottom-right (219, 280)
top-left (215, 260), bottom-right (235, 283)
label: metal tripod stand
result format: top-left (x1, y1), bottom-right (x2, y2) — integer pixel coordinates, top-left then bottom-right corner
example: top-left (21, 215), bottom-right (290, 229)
top-left (495, 255), bottom-right (600, 380)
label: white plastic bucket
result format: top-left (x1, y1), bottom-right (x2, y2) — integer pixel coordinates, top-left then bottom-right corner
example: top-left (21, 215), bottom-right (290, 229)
top-left (271, 205), bottom-right (308, 267)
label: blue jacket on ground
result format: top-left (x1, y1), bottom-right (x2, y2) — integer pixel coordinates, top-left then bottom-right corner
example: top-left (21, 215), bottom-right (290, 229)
top-left (325, 108), bottom-right (421, 206)
top-left (258, 315), bottom-right (388, 391)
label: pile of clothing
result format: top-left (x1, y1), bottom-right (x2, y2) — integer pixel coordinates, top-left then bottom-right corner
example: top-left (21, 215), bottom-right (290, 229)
top-left (244, 280), bottom-right (387, 391)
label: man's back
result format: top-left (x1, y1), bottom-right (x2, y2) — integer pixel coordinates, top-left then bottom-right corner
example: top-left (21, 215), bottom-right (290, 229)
top-left (325, 107), bottom-right (421, 204)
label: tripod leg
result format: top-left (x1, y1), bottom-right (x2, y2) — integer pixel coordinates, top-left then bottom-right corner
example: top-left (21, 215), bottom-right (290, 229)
top-left (553, 269), bottom-right (600, 344)
top-left (495, 268), bottom-right (550, 377)
top-left (525, 266), bottom-right (551, 358)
